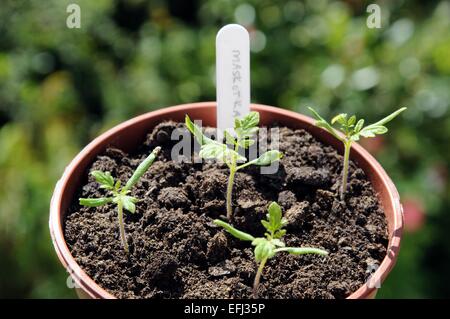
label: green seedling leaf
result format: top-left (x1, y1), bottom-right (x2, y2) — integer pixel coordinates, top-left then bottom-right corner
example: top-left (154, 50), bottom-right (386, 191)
top-left (238, 138), bottom-right (255, 148)
top-left (331, 113), bottom-right (347, 125)
top-left (118, 195), bottom-right (138, 214)
top-left (308, 107), bottom-right (342, 141)
top-left (254, 238), bottom-right (276, 262)
top-left (199, 142), bottom-right (246, 163)
top-left (347, 115), bottom-right (356, 126)
top-left (234, 118), bottom-right (241, 129)
top-left (214, 219), bottom-right (255, 241)
top-left (274, 229), bottom-right (286, 239)
top-left (271, 238), bottom-right (285, 247)
top-left (79, 197), bottom-right (112, 207)
top-left (275, 247), bottom-right (329, 256)
top-left (241, 111), bottom-right (260, 130)
top-left (368, 107), bottom-right (407, 127)
top-left (224, 130), bottom-right (236, 145)
top-left (124, 146), bottom-right (161, 191)
top-left (238, 126), bottom-right (259, 137)
top-left (262, 202), bottom-right (287, 239)
top-left (354, 119), bottom-right (364, 132)
top-left (199, 142), bottom-right (227, 159)
top-left (91, 171), bottom-right (115, 190)
top-left (235, 128), bottom-right (259, 140)
top-left (359, 125), bottom-right (388, 138)
top-left (265, 202), bottom-right (283, 232)
top-left (249, 150), bottom-right (283, 166)
top-left (185, 115), bottom-right (214, 146)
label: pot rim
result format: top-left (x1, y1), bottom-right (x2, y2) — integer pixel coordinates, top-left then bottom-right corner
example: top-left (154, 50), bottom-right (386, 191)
top-left (49, 101), bottom-right (403, 299)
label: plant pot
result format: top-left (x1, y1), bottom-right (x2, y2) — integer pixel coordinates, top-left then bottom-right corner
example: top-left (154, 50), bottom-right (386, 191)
top-left (49, 102), bottom-right (403, 299)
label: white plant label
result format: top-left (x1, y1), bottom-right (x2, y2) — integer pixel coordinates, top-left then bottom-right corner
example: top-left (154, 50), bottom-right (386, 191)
top-left (216, 24), bottom-right (250, 134)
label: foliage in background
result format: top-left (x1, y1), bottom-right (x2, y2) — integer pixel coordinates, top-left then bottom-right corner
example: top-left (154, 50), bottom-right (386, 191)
top-left (0, 0), bottom-right (449, 298)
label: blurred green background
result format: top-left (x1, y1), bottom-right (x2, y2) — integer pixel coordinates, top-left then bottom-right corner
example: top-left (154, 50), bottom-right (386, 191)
top-left (0, 0), bottom-right (449, 298)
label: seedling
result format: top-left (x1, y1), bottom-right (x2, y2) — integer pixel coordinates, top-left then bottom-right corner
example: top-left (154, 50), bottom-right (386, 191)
top-left (185, 111), bottom-right (283, 220)
top-left (214, 202), bottom-right (328, 296)
top-left (79, 147), bottom-right (161, 253)
top-left (308, 107), bottom-right (406, 200)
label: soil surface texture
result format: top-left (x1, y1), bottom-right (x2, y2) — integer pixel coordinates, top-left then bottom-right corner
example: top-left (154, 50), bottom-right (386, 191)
top-left (65, 121), bottom-right (388, 299)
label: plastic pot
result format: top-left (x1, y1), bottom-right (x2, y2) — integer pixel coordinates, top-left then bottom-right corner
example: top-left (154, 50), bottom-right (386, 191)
top-left (49, 102), bottom-right (403, 299)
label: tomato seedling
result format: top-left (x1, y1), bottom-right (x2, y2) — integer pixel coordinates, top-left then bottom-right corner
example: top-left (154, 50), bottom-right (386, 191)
top-left (214, 202), bottom-right (328, 296)
top-left (79, 147), bottom-right (161, 252)
top-left (186, 111), bottom-right (282, 219)
top-left (308, 107), bottom-right (406, 200)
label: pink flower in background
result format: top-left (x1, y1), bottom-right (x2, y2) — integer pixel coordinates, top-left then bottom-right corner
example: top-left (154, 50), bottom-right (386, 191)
top-left (403, 198), bottom-right (426, 233)
top-left (360, 136), bottom-right (385, 155)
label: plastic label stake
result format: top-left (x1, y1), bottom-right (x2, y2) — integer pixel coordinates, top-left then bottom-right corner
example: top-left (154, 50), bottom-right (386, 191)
top-left (216, 24), bottom-right (250, 135)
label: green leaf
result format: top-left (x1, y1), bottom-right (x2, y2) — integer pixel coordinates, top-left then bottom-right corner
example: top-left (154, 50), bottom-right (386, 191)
top-left (268, 201), bottom-right (282, 222)
top-left (359, 125), bottom-right (388, 138)
top-left (274, 228), bottom-right (287, 239)
top-left (240, 111), bottom-right (260, 129)
top-left (359, 130), bottom-right (376, 138)
top-left (371, 126), bottom-right (388, 134)
top-left (271, 238), bottom-right (285, 247)
top-left (79, 197), bottom-right (112, 207)
top-left (185, 115), bottom-right (214, 146)
top-left (331, 113), bottom-right (347, 125)
top-left (199, 143), bottom-right (246, 163)
top-left (99, 184), bottom-right (112, 191)
top-left (275, 247), bottom-right (328, 256)
top-left (251, 237), bottom-right (266, 246)
top-left (245, 127), bottom-right (259, 136)
top-left (121, 195), bottom-right (138, 213)
top-left (251, 150), bottom-right (283, 166)
top-left (214, 219), bottom-right (255, 241)
top-left (234, 118), bottom-right (241, 129)
top-left (238, 138), bottom-right (255, 149)
top-left (266, 202), bottom-right (283, 233)
top-left (368, 107), bottom-right (407, 127)
top-left (354, 119), bottom-right (364, 132)
top-left (347, 115), bottom-right (356, 126)
top-left (235, 113), bottom-right (260, 146)
top-left (199, 143), bottom-right (225, 158)
top-left (357, 107), bottom-right (406, 139)
top-left (253, 238), bottom-right (276, 262)
top-left (224, 130), bottom-right (236, 145)
top-left (236, 127), bottom-right (259, 139)
top-left (124, 147), bottom-right (161, 191)
top-left (91, 171), bottom-right (114, 189)
top-left (308, 107), bottom-right (343, 141)
top-left (261, 220), bottom-right (270, 230)
top-left (261, 202), bottom-right (288, 239)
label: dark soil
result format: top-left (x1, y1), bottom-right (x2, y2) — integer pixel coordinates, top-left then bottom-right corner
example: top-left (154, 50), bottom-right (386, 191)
top-left (64, 121), bottom-right (388, 299)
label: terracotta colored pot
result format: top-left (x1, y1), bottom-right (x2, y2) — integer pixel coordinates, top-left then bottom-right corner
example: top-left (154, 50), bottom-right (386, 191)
top-left (49, 102), bottom-right (403, 299)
